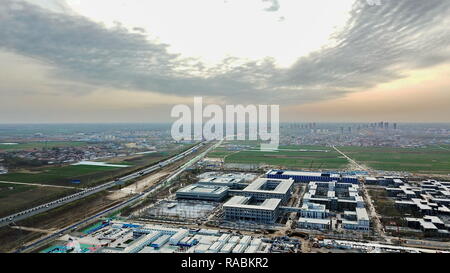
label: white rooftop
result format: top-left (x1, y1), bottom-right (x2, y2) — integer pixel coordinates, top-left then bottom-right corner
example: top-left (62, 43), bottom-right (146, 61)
top-left (242, 178), bottom-right (293, 194)
top-left (177, 184), bottom-right (228, 195)
top-left (223, 196), bottom-right (281, 210)
top-left (356, 207), bottom-right (369, 221)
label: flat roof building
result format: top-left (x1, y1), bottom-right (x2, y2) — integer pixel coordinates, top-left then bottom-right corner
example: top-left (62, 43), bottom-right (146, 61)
top-left (266, 169), bottom-right (358, 184)
top-left (232, 178), bottom-right (294, 205)
top-left (389, 181), bottom-right (450, 215)
top-left (176, 184), bottom-right (229, 202)
top-left (341, 207), bottom-right (370, 232)
top-left (223, 196), bottom-right (281, 224)
top-left (197, 176), bottom-right (246, 189)
top-left (365, 176), bottom-right (404, 186)
top-left (303, 181), bottom-right (364, 211)
top-left (298, 181), bottom-right (370, 232)
top-left (197, 172), bottom-right (257, 187)
top-left (298, 202), bottom-right (331, 230)
top-left (298, 218), bottom-right (331, 230)
top-left (300, 202), bottom-right (329, 219)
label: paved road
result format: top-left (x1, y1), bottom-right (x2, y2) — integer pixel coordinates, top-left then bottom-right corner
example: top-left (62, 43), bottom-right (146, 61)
top-left (321, 238), bottom-right (448, 253)
top-left (15, 192), bottom-right (145, 253)
top-left (331, 146), bottom-right (387, 240)
top-left (164, 138), bottom-right (223, 184)
top-left (361, 183), bottom-right (388, 241)
top-left (401, 238), bottom-right (450, 250)
top-left (332, 146), bottom-right (368, 171)
top-left (0, 182), bottom-right (118, 228)
top-left (0, 181), bottom-right (82, 190)
top-left (0, 142), bottom-right (206, 228)
top-left (14, 140), bottom-right (215, 253)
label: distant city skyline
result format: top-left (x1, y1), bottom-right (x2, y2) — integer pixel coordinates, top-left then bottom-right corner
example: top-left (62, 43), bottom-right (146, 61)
top-left (1, 0), bottom-right (450, 123)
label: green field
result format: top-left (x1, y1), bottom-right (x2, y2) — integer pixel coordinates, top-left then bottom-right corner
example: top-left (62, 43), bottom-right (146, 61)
top-left (0, 141), bottom-right (88, 151)
top-left (0, 143), bottom-right (196, 218)
top-left (337, 146), bottom-right (450, 173)
top-left (208, 142), bottom-right (450, 173)
top-left (206, 140), bottom-right (260, 159)
top-left (0, 165), bottom-right (125, 186)
top-left (0, 149), bottom-right (181, 187)
top-left (107, 151), bottom-right (170, 166)
top-left (0, 159), bottom-right (147, 217)
top-left (0, 183), bottom-right (74, 217)
top-left (210, 143), bottom-right (347, 169)
top-left (207, 148), bottom-right (237, 159)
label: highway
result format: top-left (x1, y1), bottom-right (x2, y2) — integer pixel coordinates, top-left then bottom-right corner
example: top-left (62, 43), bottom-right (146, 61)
top-left (0, 180), bottom-right (82, 190)
top-left (0, 141), bottom-right (206, 228)
top-left (13, 140), bottom-right (218, 253)
top-left (15, 190), bottom-right (146, 253)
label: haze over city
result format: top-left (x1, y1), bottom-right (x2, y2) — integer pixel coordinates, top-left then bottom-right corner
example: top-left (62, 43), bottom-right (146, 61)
top-left (1, 0), bottom-right (450, 123)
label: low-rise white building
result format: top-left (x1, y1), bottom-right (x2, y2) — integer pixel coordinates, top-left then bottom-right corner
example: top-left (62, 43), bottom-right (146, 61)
top-left (342, 207), bottom-right (370, 232)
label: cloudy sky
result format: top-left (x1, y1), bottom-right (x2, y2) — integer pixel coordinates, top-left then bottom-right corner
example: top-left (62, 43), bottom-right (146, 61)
top-left (1, 0), bottom-right (450, 123)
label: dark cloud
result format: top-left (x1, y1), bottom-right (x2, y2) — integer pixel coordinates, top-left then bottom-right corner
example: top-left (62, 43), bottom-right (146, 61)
top-left (280, 0), bottom-right (450, 91)
top-left (132, 27), bottom-right (147, 33)
top-left (1, 0), bottom-right (450, 106)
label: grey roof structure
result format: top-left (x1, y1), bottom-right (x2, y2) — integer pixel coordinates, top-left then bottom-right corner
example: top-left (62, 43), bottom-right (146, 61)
top-left (177, 184), bottom-right (228, 195)
top-left (241, 178), bottom-right (294, 195)
top-left (176, 184), bottom-right (229, 201)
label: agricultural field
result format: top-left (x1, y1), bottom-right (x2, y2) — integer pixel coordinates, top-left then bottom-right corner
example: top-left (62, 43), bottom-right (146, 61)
top-left (0, 165), bottom-right (126, 186)
top-left (0, 148), bottom-right (184, 187)
top-left (206, 147), bottom-right (237, 159)
top-left (209, 142), bottom-right (348, 170)
top-left (111, 151), bottom-right (172, 166)
top-left (337, 146), bottom-right (450, 173)
top-left (206, 140), bottom-right (261, 159)
top-left (0, 147), bottom-right (190, 218)
top-left (0, 141), bottom-right (88, 151)
top-left (0, 183), bottom-right (74, 218)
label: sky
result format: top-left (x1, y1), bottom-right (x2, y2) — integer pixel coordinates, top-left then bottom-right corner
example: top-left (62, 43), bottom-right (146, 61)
top-left (0, 0), bottom-right (450, 123)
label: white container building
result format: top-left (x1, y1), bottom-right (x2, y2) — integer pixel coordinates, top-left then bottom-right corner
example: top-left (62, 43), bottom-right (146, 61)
top-left (151, 234), bottom-right (170, 248)
top-left (169, 229), bottom-right (189, 245)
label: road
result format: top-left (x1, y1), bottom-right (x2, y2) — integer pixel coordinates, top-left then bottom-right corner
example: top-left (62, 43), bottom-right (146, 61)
top-left (400, 238), bottom-right (450, 251)
top-left (332, 146), bottom-right (387, 240)
top-left (0, 181), bottom-right (82, 190)
top-left (319, 238), bottom-right (448, 253)
top-left (332, 146), bottom-right (450, 248)
top-left (10, 226), bottom-right (56, 234)
top-left (15, 191), bottom-right (146, 253)
top-left (361, 183), bottom-right (388, 241)
top-left (332, 145), bottom-right (368, 171)
top-left (164, 138), bottom-right (224, 184)
top-left (14, 140), bottom-right (218, 253)
top-left (0, 141), bottom-right (206, 228)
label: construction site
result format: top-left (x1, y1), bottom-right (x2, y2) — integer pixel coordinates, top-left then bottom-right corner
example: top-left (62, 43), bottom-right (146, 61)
top-left (5, 143), bottom-right (450, 254)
